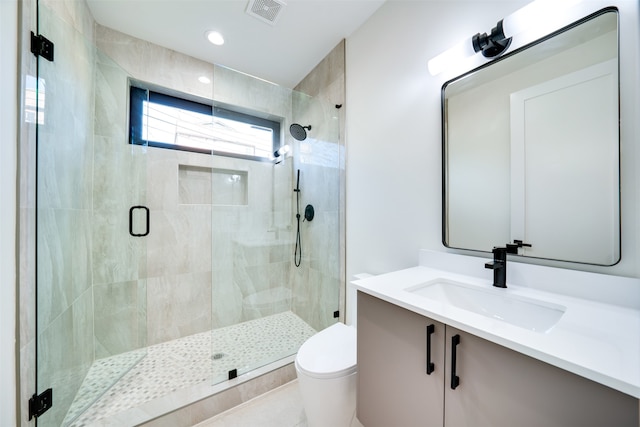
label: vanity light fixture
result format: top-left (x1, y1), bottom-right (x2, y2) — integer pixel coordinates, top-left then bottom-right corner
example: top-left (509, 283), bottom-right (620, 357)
top-left (206, 30), bottom-right (225, 46)
top-left (472, 19), bottom-right (511, 58)
top-left (428, 0), bottom-right (582, 76)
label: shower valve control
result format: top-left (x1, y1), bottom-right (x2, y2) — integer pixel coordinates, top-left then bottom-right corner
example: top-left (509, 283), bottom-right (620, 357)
top-left (304, 204), bottom-right (315, 221)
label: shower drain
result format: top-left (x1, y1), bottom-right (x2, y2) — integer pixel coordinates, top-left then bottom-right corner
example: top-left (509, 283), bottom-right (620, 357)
top-left (211, 353), bottom-right (226, 360)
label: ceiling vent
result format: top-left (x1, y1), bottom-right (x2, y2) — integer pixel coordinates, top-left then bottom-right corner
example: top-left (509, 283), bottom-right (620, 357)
top-left (246, 0), bottom-right (286, 26)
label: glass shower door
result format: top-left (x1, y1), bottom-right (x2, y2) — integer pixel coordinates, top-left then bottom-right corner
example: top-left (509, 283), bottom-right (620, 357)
top-left (34, 3), bottom-right (148, 425)
top-left (209, 66), bottom-right (342, 384)
top-left (289, 88), bottom-right (343, 334)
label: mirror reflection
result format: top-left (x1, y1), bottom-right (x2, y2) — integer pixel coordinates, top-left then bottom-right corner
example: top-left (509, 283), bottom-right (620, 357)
top-left (443, 9), bottom-right (619, 265)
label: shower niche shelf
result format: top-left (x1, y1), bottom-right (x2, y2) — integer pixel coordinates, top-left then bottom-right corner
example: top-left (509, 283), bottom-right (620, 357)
top-left (179, 165), bottom-right (248, 206)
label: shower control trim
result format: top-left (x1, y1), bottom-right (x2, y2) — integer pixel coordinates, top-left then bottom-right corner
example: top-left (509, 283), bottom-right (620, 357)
top-left (304, 204), bottom-right (314, 221)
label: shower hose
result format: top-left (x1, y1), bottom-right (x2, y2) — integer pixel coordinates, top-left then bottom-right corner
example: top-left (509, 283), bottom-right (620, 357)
top-left (294, 169), bottom-right (302, 267)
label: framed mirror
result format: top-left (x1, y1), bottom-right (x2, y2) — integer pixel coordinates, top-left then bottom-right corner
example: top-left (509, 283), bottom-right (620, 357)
top-left (442, 8), bottom-right (620, 266)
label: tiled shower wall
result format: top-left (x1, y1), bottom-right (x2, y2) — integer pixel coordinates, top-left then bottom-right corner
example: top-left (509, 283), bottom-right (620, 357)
top-left (95, 26), bottom-right (346, 339)
top-left (94, 27), bottom-right (300, 345)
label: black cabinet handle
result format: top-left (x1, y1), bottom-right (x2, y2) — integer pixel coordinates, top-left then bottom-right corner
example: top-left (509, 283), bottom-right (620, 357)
top-left (451, 334), bottom-right (460, 390)
top-left (426, 324), bottom-right (435, 375)
top-left (129, 206), bottom-right (149, 237)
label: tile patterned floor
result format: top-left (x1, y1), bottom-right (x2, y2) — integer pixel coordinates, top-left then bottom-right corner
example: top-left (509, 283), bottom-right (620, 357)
top-left (196, 380), bottom-right (364, 427)
top-left (65, 312), bottom-right (316, 426)
top-left (194, 380), bottom-right (308, 427)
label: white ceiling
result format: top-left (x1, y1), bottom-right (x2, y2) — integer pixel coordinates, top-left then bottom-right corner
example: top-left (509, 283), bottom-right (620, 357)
top-left (86, 0), bottom-right (386, 88)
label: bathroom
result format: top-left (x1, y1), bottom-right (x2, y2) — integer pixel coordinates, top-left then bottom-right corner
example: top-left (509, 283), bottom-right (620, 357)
top-left (1, 0), bottom-right (639, 426)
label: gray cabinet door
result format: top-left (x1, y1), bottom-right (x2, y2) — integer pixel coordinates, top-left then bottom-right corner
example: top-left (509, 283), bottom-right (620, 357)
top-left (443, 326), bottom-right (638, 427)
top-left (357, 292), bottom-right (445, 427)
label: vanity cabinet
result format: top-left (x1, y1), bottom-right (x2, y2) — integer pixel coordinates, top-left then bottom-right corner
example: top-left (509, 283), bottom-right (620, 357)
top-left (357, 292), bottom-right (639, 427)
top-left (357, 290), bottom-right (445, 426)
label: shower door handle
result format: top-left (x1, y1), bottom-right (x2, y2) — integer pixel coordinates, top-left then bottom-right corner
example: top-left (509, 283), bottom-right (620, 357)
top-left (129, 206), bottom-right (149, 237)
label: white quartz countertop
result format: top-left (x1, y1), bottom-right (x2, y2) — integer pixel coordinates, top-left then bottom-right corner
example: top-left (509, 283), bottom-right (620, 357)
top-left (352, 265), bottom-right (640, 398)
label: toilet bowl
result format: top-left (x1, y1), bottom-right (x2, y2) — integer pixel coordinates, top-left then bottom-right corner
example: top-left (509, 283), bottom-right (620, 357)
top-left (295, 322), bottom-right (357, 427)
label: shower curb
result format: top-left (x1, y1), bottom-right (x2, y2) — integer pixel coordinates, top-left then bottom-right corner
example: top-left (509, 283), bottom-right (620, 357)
top-left (137, 360), bottom-right (297, 426)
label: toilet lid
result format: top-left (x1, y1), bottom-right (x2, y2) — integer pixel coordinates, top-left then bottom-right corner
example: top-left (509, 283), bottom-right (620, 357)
top-left (296, 323), bottom-right (357, 379)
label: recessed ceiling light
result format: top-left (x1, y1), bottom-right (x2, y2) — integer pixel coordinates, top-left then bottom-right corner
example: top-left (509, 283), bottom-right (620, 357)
top-left (206, 30), bottom-right (225, 46)
top-left (198, 76), bottom-right (211, 84)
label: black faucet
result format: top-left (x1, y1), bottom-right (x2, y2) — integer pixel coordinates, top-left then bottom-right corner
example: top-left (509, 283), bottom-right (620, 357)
top-left (484, 244), bottom-right (519, 288)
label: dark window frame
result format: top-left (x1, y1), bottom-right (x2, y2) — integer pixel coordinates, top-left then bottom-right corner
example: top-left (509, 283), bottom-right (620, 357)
top-left (129, 84), bottom-right (281, 161)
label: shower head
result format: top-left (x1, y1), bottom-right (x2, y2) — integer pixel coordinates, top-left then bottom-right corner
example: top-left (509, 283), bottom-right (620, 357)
top-left (290, 124), bottom-right (312, 141)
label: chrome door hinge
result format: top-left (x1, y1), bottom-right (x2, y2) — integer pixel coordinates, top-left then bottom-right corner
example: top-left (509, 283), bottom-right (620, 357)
top-left (30, 32), bottom-right (54, 62)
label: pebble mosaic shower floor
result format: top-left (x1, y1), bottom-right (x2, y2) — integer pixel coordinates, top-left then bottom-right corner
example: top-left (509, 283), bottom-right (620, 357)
top-left (64, 311), bottom-right (316, 426)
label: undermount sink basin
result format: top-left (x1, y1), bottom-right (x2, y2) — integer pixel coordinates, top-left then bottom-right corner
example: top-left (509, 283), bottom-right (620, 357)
top-left (405, 279), bottom-right (566, 333)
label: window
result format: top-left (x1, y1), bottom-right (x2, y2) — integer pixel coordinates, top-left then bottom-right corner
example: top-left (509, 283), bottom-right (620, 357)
top-left (129, 85), bottom-right (280, 160)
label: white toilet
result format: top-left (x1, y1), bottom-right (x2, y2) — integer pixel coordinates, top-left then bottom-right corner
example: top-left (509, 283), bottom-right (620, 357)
top-left (295, 322), bottom-right (358, 427)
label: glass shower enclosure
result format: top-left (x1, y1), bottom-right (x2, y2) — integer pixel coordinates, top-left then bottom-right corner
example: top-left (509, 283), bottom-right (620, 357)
top-left (32, 1), bottom-right (342, 425)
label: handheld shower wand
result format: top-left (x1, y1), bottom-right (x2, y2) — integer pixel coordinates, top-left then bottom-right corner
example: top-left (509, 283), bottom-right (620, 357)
top-left (294, 169), bottom-right (302, 267)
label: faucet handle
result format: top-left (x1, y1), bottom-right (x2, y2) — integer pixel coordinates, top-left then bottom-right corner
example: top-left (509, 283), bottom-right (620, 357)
top-left (484, 260), bottom-right (502, 270)
top-left (505, 243), bottom-right (519, 254)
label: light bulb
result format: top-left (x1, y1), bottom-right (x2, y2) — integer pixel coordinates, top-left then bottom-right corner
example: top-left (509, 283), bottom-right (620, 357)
top-left (206, 31), bottom-right (225, 46)
top-left (503, 0), bottom-right (582, 38)
top-left (428, 36), bottom-right (476, 76)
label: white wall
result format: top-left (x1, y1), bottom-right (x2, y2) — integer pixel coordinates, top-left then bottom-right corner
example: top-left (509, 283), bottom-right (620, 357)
top-left (0, 0), bottom-right (18, 424)
top-left (345, 0), bottom-right (640, 316)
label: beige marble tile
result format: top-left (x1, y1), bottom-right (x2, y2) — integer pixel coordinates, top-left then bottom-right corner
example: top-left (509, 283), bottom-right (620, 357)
top-left (19, 340), bottom-right (36, 427)
top-left (146, 148), bottom-right (179, 212)
top-left (145, 207), bottom-right (213, 279)
top-left (95, 26), bottom-right (215, 101)
top-left (92, 207), bottom-right (145, 286)
top-left (194, 380), bottom-right (306, 427)
top-left (146, 271), bottom-right (212, 345)
top-left (197, 378), bottom-right (363, 427)
top-left (37, 288), bottom-right (94, 426)
top-left (94, 280), bottom-right (145, 358)
top-left (18, 207), bottom-right (36, 347)
top-left (36, 208), bottom-right (92, 327)
top-left (94, 51), bottom-right (129, 140)
top-left (295, 40), bottom-right (345, 100)
top-left (213, 65), bottom-right (291, 119)
top-left (211, 267), bottom-right (243, 328)
top-left (41, 0), bottom-right (95, 44)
